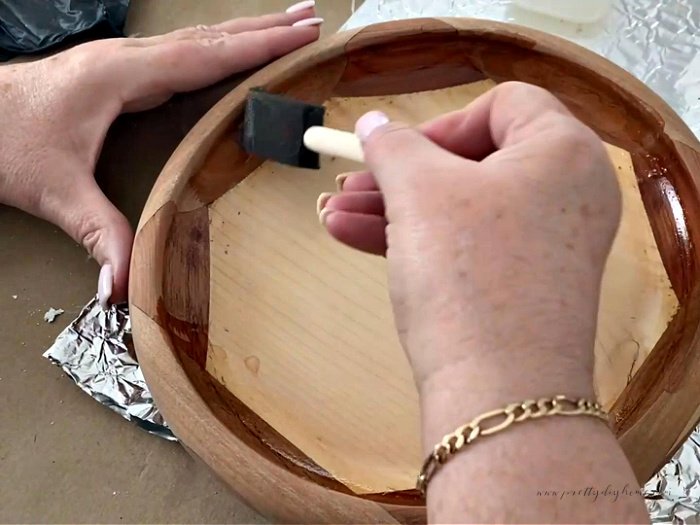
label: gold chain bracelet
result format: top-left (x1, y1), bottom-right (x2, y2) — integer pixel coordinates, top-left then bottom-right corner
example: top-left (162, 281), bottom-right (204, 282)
top-left (416, 395), bottom-right (608, 494)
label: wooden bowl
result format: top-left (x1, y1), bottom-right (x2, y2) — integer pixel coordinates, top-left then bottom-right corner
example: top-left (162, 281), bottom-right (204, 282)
top-left (130, 18), bottom-right (700, 523)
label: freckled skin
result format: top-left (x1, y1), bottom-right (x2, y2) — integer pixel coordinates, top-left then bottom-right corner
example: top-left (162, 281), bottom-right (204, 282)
top-left (0, 9), bottom-right (320, 303)
top-left (322, 82), bottom-right (646, 523)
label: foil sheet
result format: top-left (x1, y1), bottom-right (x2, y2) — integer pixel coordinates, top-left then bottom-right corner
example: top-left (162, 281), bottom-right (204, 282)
top-left (345, 0), bottom-right (699, 138)
top-left (645, 429), bottom-right (700, 523)
top-left (44, 297), bottom-right (175, 441)
top-left (346, 0), bottom-right (700, 522)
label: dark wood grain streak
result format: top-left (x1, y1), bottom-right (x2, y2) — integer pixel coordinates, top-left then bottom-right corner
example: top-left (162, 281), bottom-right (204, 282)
top-left (130, 201), bottom-right (176, 319)
top-left (635, 152), bottom-right (696, 299)
top-left (160, 207), bottom-right (211, 367)
top-left (336, 20), bottom-right (488, 97)
top-left (611, 140), bottom-right (700, 480)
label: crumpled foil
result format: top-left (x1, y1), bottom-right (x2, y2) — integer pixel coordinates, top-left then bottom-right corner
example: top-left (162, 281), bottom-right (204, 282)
top-left (345, 0), bottom-right (699, 138)
top-left (44, 297), bottom-right (176, 441)
top-left (645, 430), bottom-right (700, 523)
top-left (348, 0), bottom-right (700, 522)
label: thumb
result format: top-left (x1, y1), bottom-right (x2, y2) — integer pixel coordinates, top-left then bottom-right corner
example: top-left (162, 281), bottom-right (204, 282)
top-left (48, 180), bottom-right (133, 305)
top-left (354, 111), bottom-right (463, 207)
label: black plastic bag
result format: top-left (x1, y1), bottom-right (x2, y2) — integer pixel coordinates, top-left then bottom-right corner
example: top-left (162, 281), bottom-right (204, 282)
top-left (0, 0), bottom-right (130, 61)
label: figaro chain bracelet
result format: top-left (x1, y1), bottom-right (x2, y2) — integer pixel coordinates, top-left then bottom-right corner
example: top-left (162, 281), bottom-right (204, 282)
top-left (416, 395), bottom-right (608, 494)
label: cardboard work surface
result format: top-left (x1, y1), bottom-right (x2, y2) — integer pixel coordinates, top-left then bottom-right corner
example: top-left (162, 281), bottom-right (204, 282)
top-left (0, 0), bottom-right (357, 522)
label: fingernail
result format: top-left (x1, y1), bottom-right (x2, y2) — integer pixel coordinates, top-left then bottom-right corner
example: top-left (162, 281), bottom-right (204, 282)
top-left (317, 192), bottom-right (333, 215)
top-left (335, 173), bottom-right (348, 191)
top-left (292, 17), bottom-right (324, 27)
top-left (286, 0), bottom-right (315, 13)
top-left (319, 208), bottom-right (333, 226)
top-left (355, 111), bottom-right (390, 142)
top-left (98, 264), bottom-right (113, 309)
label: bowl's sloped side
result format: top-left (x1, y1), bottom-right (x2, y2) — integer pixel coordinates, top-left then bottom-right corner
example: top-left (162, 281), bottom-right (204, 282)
top-left (130, 307), bottom-right (409, 524)
top-left (613, 139), bottom-right (700, 480)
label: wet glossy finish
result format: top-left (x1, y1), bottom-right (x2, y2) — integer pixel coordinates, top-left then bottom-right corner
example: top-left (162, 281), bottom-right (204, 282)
top-left (129, 18), bottom-right (700, 523)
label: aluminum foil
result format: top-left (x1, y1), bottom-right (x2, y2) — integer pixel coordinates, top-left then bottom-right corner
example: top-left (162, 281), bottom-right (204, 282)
top-left (44, 297), bottom-right (175, 441)
top-left (645, 430), bottom-right (700, 523)
top-left (344, 0), bottom-right (700, 138)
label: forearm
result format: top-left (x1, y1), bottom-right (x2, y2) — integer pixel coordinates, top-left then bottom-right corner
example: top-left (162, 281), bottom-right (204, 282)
top-left (419, 346), bottom-right (649, 523)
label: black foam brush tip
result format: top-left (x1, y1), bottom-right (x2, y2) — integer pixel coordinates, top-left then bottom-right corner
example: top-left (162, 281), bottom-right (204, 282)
top-left (241, 88), bottom-right (326, 169)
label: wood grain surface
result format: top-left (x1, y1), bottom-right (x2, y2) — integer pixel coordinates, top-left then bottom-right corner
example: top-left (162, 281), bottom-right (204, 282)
top-left (596, 145), bottom-right (678, 409)
top-left (130, 18), bottom-right (700, 523)
top-left (206, 82), bottom-right (678, 494)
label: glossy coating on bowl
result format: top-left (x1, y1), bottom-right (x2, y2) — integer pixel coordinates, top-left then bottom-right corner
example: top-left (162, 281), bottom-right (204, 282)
top-left (129, 18), bottom-right (700, 524)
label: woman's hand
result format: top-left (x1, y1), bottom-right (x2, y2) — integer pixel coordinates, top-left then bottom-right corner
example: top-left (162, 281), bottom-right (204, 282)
top-left (0, 5), bottom-right (321, 305)
top-left (320, 81), bottom-right (649, 524)
top-left (321, 81), bottom-right (620, 395)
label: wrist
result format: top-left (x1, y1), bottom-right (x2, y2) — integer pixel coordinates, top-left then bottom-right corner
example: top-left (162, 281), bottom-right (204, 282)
top-left (418, 349), bottom-right (596, 454)
top-left (402, 282), bottom-right (601, 389)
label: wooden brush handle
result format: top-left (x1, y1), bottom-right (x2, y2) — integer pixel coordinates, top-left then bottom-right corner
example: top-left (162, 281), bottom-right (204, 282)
top-left (303, 126), bottom-right (365, 164)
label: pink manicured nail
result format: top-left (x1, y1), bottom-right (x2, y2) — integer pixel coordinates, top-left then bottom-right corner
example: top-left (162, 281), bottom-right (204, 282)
top-left (317, 192), bottom-right (333, 215)
top-left (319, 208), bottom-right (333, 226)
top-left (355, 111), bottom-right (390, 142)
top-left (286, 0), bottom-right (315, 13)
top-left (98, 264), bottom-right (113, 309)
top-left (335, 173), bottom-right (348, 191)
top-left (292, 17), bottom-right (324, 27)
